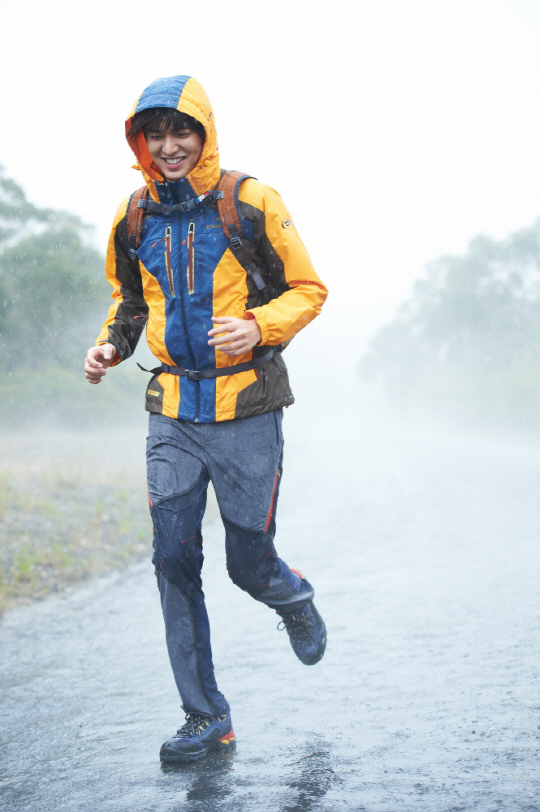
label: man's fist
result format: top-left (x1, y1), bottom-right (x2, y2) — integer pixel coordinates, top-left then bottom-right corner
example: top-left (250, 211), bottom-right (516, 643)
top-left (84, 343), bottom-right (118, 384)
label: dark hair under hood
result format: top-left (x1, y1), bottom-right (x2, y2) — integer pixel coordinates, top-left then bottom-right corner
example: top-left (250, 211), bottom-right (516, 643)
top-left (127, 107), bottom-right (206, 143)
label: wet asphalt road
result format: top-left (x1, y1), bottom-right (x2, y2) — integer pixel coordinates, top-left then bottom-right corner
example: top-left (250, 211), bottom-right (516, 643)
top-left (1, 394), bottom-right (540, 811)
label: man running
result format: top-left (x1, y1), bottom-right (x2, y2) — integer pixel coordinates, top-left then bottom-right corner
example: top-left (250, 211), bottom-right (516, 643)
top-left (84, 75), bottom-right (328, 763)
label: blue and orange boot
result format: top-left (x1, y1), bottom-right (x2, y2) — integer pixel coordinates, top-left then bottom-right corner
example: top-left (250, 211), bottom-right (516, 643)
top-left (276, 569), bottom-right (327, 666)
top-left (159, 712), bottom-right (235, 763)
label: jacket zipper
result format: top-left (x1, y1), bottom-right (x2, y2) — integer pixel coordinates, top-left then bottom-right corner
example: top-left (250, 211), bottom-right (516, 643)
top-left (151, 226), bottom-right (174, 296)
top-left (177, 217), bottom-right (199, 421)
top-left (187, 222), bottom-right (195, 294)
top-left (165, 226), bottom-right (174, 296)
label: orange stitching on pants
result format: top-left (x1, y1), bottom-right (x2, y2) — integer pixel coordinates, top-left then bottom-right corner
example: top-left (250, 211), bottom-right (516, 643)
top-left (264, 469), bottom-right (279, 533)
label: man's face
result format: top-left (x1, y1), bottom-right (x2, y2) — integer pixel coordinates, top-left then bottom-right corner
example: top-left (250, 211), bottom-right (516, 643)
top-left (146, 124), bottom-right (204, 181)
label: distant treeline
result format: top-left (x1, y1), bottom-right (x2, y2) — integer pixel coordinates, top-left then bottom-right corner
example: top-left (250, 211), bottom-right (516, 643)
top-left (361, 220), bottom-right (540, 432)
top-left (0, 166), bottom-right (145, 424)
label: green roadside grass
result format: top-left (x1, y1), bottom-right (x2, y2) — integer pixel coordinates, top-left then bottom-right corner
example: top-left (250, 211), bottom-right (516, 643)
top-left (0, 421), bottom-right (220, 616)
top-left (0, 459), bottom-right (152, 615)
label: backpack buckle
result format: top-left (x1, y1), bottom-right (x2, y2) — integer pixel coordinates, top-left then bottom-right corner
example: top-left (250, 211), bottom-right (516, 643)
top-left (185, 369), bottom-right (201, 381)
top-left (230, 234), bottom-right (242, 250)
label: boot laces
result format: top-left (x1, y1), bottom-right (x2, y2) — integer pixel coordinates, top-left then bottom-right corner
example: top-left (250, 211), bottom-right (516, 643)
top-left (176, 713), bottom-right (211, 738)
top-left (277, 607), bottom-right (314, 642)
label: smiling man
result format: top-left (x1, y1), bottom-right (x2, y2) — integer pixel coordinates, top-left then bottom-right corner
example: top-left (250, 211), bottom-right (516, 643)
top-left (84, 75), bottom-right (328, 764)
top-left (146, 114), bottom-right (205, 180)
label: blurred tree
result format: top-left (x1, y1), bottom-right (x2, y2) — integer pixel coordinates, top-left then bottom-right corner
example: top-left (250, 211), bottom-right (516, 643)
top-left (0, 165), bottom-right (53, 245)
top-left (0, 165), bottom-right (146, 426)
top-left (361, 220), bottom-right (540, 430)
top-left (0, 165), bottom-right (105, 371)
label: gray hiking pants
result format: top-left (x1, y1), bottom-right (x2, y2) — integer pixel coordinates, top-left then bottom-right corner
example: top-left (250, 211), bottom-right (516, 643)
top-left (146, 410), bottom-right (314, 718)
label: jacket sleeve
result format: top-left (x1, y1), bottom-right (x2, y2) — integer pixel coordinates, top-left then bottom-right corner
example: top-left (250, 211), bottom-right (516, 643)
top-left (95, 199), bottom-right (149, 365)
top-left (243, 183), bottom-right (328, 346)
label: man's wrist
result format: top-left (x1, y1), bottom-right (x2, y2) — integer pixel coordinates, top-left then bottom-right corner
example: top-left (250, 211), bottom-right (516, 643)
top-left (244, 312), bottom-right (262, 345)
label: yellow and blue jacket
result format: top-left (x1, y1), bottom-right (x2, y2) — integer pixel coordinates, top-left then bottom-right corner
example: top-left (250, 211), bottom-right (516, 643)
top-left (97, 76), bottom-right (328, 422)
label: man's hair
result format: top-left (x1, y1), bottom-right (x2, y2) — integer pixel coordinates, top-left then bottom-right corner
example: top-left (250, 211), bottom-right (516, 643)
top-left (128, 107), bottom-right (205, 142)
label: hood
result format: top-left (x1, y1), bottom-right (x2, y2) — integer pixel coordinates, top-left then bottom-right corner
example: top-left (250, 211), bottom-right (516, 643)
top-left (126, 75), bottom-right (220, 201)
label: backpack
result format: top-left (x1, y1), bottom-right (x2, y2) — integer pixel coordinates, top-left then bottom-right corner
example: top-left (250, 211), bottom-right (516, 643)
top-left (124, 170), bottom-right (286, 303)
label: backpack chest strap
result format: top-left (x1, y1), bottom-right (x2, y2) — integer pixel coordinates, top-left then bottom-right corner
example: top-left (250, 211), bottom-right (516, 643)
top-left (138, 189), bottom-right (223, 216)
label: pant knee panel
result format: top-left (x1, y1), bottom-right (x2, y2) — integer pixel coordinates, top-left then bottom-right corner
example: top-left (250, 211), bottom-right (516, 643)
top-left (222, 516), bottom-right (309, 606)
top-left (151, 488), bottom-right (206, 587)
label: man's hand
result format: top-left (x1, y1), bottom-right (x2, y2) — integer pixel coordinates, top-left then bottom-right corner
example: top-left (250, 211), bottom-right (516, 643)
top-left (208, 316), bottom-right (262, 357)
top-left (84, 343), bottom-right (118, 384)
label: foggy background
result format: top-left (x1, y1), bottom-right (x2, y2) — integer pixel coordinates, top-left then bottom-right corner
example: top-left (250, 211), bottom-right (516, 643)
top-left (3, 0), bottom-right (540, 354)
top-left (2, 1), bottom-right (540, 809)
top-left (2, 0), bottom-right (540, 424)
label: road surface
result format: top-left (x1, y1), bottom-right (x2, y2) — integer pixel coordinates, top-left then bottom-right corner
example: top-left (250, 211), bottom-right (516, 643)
top-left (1, 397), bottom-right (540, 811)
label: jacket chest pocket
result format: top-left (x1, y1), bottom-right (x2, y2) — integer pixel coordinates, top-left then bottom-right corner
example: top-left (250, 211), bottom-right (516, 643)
top-left (150, 225), bottom-right (174, 296)
top-left (181, 216), bottom-right (229, 298)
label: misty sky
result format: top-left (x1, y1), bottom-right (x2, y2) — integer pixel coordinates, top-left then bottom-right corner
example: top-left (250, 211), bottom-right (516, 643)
top-left (2, 0), bottom-right (540, 351)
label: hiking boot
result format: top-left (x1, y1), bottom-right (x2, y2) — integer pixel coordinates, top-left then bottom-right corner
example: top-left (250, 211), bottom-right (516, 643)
top-left (159, 712), bottom-right (235, 763)
top-left (277, 572), bottom-right (327, 665)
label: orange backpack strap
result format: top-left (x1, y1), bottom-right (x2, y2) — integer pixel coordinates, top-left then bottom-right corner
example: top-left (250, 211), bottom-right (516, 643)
top-left (216, 170), bottom-right (268, 292)
top-left (216, 170), bottom-right (254, 243)
top-left (126, 185), bottom-right (149, 260)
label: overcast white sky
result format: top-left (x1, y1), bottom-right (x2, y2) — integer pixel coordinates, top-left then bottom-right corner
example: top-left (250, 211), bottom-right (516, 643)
top-left (2, 0), bottom-right (540, 355)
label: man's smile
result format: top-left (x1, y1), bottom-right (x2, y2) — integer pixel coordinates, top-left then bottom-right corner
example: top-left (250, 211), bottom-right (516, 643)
top-left (146, 128), bottom-right (204, 180)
